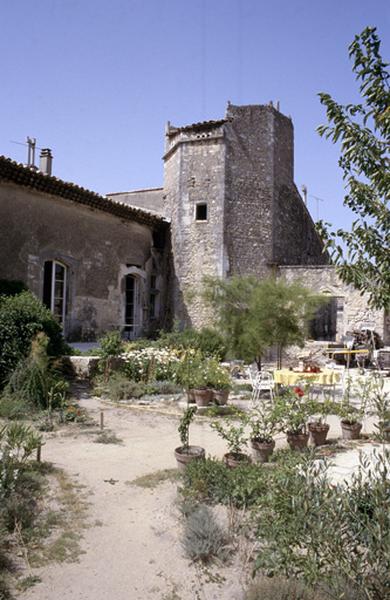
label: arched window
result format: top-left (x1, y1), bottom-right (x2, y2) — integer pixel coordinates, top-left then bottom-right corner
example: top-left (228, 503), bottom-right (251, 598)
top-left (43, 260), bottom-right (67, 328)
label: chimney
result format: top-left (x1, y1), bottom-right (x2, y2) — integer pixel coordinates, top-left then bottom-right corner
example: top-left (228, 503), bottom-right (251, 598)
top-left (39, 148), bottom-right (53, 176)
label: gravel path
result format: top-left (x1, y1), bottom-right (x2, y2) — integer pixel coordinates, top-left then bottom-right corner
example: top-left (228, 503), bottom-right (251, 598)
top-left (20, 394), bottom-right (244, 600)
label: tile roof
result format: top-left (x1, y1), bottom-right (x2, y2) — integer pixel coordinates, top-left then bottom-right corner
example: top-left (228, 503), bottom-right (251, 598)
top-left (168, 118), bottom-right (227, 135)
top-left (0, 155), bottom-right (167, 228)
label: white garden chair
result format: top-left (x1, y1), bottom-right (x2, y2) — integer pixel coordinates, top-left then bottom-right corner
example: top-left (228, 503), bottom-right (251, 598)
top-left (250, 370), bottom-right (275, 409)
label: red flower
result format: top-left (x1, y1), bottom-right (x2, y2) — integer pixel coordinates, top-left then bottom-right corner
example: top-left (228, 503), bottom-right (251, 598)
top-left (294, 386), bottom-right (304, 397)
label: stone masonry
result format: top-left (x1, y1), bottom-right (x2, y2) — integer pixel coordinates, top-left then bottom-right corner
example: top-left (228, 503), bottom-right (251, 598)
top-left (162, 103), bottom-right (327, 328)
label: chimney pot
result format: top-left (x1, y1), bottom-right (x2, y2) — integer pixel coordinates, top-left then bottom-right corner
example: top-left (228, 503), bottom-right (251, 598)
top-left (39, 148), bottom-right (53, 176)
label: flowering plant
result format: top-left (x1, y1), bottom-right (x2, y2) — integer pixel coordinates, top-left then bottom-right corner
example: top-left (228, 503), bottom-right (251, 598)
top-left (122, 347), bottom-right (180, 383)
top-left (204, 358), bottom-right (232, 390)
top-left (273, 386), bottom-right (312, 434)
top-left (175, 350), bottom-right (208, 389)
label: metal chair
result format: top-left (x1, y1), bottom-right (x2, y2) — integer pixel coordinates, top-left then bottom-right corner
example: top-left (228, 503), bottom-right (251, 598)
top-left (250, 370), bottom-right (275, 409)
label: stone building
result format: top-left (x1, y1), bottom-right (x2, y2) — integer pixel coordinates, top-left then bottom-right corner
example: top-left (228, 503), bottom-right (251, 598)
top-left (0, 155), bottom-right (170, 340)
top-left (1, 102), bottom-right (388, 344)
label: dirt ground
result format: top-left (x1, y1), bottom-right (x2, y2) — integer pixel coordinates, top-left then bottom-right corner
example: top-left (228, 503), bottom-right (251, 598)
top-left (19, 377), bottom-right (388, 600)
top-left (19, 394), bottom-right (248, 600)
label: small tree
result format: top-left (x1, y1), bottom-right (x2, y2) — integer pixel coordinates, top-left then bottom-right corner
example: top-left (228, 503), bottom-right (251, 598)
top-left (317, 27), bottom-right (390, 310)
top-left (204, 276), bottom-right (323, 369)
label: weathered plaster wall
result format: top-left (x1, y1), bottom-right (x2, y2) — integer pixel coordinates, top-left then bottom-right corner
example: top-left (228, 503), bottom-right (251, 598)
top-left (164, 130), bottom-right (226, 328)
top-left (0, 182), bottom-right (162, 340)
top-left (280, 265), bottom-right (389, 344)
top-left (106, 188), bottom-right (164, 215)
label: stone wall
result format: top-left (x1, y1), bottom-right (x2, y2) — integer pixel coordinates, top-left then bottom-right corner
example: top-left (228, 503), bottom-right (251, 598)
top-left (164, 103), bottom-right (331, 330)
top-left (280, 265), bottom-right (389, 344)
top-left (273, 185), bottom-right (328, 266)
top-left (163, 127), bottom-right (226, 328)
top-left (224, 104), bottom-right (275, 277)
top-left (0, 181), bottom-right (166, 340)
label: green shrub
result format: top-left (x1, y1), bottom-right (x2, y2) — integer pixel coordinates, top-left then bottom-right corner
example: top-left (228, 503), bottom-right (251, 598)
top-left (94, 431), bottom-right (123, 445)
top-left (181, 504), bottom-right (230, 563)
top-left (0, 395), bottom-right (31, 419)
top-left (0, 279), bottom-right (27, 297)
top-left (0, 291), bottom-right (65, 388)
top-left (244, 576), bottom-right (323, 600)
top-left (3, 333), bottom-right (67, 410)
top-left (157, 327), bottom-right (227, 359)
top-left (181, 457), bottom-right (270, 508)
top-left (105, 373), bottom-right (146, 401)
top-left (253, 450), bottom-right (390, 600)
top-left (144, 380), bottom-right (182, 395)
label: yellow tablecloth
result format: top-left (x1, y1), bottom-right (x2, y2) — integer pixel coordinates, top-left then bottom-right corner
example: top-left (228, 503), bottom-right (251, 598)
top-left (273, 369), bottom-right (341, 386)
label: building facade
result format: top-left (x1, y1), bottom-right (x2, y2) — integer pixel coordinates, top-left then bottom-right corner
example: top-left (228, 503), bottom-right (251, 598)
top-left (1, 102), bottom-right (388, 344)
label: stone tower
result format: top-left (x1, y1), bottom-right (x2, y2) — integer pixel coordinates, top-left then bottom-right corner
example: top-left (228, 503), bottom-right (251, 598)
top-left (163, 103), bottom-right (326, 328)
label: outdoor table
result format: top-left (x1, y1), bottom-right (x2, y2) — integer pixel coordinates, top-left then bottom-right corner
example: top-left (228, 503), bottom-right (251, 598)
top-left (273, 369), bottom-right (341, 386)
top-left (328, 348), bottom-right (369, 370)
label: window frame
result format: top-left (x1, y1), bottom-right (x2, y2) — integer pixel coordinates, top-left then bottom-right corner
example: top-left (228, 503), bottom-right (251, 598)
top-left (43, 259), bottom-right (68, 332)
top-left (194, 202), bottom-right (208, 222)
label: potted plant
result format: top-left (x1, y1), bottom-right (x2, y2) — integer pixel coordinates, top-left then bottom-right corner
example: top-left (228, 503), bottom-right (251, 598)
top-left (206, 358), bottom-right (232, 405)
top-left (211, 412), bottom-right (250, 468)
top-left (174, 406), bottom-right (205, 470)
top-left (247, 402), bottom-right (277, 463)
top-left (274, 386), bottom-right (311, 450)
top-left (307, 397), bottom-right (336, 446)
top-left (177, 351), bottom-right (213, 407)
top-left (337, 376), bottom-right (368, 441)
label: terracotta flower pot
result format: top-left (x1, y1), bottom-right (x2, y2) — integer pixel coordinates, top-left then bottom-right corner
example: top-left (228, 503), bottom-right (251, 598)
top-left (287, 431), bottom-right (309, 451)
top-left (174, 445), bottom-right (205, 471)
top-left (308, 422), bottom-right (330, 447)
top-left (190, 388), bottom-right (213, 407)
top-left (187, 389), bottom-right (196, 403)
top-left (341, 420), bottom-right (362, 440)
top-left (251, 438), bottom-right (275, 463)
top-left (223, 452), bottom-right (251, 469)
top-left (213, 389), bottom-right (229, 405)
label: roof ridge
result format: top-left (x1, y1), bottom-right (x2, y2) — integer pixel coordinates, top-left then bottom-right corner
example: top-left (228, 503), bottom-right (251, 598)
top-left (0, 155), bottom-right (167, 228)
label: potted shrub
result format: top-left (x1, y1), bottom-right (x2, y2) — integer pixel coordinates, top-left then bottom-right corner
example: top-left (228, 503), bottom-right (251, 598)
top-left (307, 397), bottom-right (336, 447)
top-left (206, 358), bottom-right (232, 405)
top-left (176, 351), bottom-right (213, 407)
top-left (247, 403), bottom-right (277, 463)
top-left (211, 412), bottom-right (250, 468)
top-left (338, 404), bottom-right (363, 440)
top-left (337, 376), bottom-right (368, 441)
top-left (174, 406), bottom-right (205, 471)
top-left (274, 386), bottom-right (311, 450)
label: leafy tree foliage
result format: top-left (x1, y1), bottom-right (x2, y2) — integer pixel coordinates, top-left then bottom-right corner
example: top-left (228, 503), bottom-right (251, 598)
top-left (317, 27), bottom-right (389, 310)
top-left (203, 276), bottom-right (323, 368)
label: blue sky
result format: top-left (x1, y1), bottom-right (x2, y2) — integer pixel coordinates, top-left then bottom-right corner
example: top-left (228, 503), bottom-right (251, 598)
top-left (1, 0), bottom-right (388, 230)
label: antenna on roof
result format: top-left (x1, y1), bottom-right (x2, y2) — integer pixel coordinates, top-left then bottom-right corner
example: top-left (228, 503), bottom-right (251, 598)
top-left (309, 194), bottom-right (325, 221)
top-left (301, 184), bottom-right (307, 205)
top-left (26, 137), bottom-right (37, 168)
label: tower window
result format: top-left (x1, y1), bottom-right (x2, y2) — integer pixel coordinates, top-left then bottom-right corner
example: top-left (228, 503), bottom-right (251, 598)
top-left (195, 203), bottom-right (208, 221)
